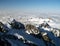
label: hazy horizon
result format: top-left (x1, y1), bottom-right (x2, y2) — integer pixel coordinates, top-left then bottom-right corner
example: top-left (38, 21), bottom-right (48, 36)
top-left (0, 0), bottom-right (60, 23)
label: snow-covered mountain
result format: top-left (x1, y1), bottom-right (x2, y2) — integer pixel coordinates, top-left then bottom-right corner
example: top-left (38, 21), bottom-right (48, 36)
top-left (0, 16), bottom-right (60, 46)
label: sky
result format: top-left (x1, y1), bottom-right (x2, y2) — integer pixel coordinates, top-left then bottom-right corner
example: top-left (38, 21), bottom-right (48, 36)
top-left (0, 0), bottom-right (60, 18)
top-left (0, 0), bottom-right (60, 24)
top-left (0, 0), bottom-right (60, 12)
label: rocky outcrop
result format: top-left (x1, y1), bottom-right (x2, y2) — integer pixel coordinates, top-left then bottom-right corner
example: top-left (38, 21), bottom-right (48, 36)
top-left (40, 22), bottom-right (50, 28)
top-left (0, 22), bottom-right (8, 33)
top-left (8, 19), bottom-right (25, 29)
top-left (41, 32), bottom-right (55, 46)
top-left (25, 24), bottom-right (40, 35)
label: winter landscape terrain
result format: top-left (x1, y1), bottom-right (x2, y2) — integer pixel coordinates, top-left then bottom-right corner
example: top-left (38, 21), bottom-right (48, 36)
top-left (0, 0), bottom-right (60, 46)
top-left (0, 16), bottom-right (60, 46)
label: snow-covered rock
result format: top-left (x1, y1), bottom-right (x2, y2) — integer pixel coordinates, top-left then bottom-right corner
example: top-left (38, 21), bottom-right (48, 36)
top-left (0, 16), bottom-right (60, 46)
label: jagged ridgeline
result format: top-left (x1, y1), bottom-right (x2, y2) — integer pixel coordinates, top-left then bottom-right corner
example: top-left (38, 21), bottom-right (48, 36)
top-left (8, 19), bottom-right (25, 29)
top-left (0, 18), bottom-right (60, 46)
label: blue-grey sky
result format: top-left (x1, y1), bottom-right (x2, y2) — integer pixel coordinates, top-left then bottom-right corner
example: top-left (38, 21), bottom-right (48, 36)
top-left (0, 0), bottom-right (60, 12)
